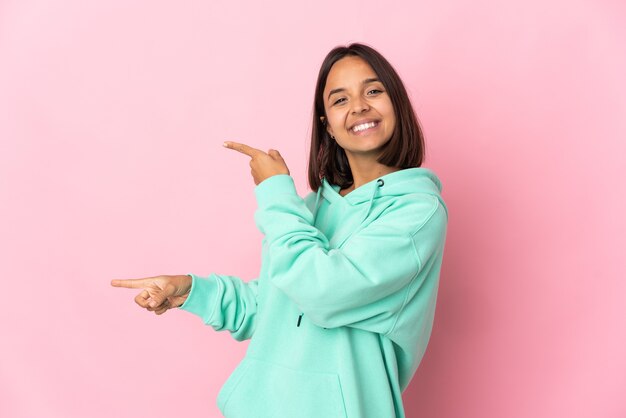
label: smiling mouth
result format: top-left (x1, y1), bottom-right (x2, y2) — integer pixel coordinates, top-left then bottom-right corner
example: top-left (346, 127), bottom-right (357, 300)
top-left (351, 121), bottom-right (379, 134)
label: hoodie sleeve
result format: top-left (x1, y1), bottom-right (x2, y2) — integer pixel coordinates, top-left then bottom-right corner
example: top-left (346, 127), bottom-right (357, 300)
top-left (179, 273), bottom-right (258, 341)
top-left (254, 174), bottom-right (445, 335)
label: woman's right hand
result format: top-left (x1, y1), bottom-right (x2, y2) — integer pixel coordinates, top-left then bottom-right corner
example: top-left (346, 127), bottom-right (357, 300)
top-left (111, 275), bottom-right (192, 315)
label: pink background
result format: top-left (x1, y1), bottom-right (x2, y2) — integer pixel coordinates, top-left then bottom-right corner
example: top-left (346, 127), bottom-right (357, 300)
top-left (1, 1), bottom-right (625, 417)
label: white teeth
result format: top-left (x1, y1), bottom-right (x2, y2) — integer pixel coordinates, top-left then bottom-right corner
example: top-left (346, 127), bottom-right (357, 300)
top-left (352, 121), bottom-right (377, 132)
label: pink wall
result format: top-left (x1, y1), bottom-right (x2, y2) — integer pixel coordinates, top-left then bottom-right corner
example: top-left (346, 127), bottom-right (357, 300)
top-left (1, 1), bottom-right (624, 417)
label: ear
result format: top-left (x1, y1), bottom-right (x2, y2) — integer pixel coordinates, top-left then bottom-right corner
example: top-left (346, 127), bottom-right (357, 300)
top-left (320, 116), bottom-right (335, 138)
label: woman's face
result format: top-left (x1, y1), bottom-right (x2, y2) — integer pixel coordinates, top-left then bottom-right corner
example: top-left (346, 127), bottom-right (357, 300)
top-left (322, 56), bottom-right (396, 160)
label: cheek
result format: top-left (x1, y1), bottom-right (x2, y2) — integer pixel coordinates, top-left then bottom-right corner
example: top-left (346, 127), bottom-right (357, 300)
top-left (326, 111), bottom-right (345, 132)
top-left (383, 103), bottom-right (397, 130)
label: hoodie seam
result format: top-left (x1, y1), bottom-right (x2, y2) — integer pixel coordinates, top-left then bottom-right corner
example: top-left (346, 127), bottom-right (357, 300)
top-left (408, 196), bottom-right (440, 237)
top-left (385, 238), bottom-right (422, 337)
top-left (385, 198), bottom-right (439, 337)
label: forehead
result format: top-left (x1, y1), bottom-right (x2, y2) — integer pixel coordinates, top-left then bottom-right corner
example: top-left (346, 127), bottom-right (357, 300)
top-left (324, 56), bottom-right (378, 91)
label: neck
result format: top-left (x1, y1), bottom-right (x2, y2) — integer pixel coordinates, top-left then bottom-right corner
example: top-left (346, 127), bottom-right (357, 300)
top-left (345, 153), bottom-right (400, 190)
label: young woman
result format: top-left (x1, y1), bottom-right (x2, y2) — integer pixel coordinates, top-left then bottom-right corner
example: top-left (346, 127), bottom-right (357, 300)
top-left (112, 43), bottom-right (448, 418)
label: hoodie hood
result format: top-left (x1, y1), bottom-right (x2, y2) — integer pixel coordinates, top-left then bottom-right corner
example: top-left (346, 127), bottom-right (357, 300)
top-left (312, 167), bottom-right (447, 226)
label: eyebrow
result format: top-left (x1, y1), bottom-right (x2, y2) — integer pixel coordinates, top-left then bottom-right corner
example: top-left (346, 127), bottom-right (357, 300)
top-left (327, 77), bottom-right (381, 101)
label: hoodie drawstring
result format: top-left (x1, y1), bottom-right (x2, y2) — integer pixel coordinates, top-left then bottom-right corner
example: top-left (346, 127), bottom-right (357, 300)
top-left (359, 178), bottom-right (384, 225)
top-left (299, 183), bottom-right (323, 327)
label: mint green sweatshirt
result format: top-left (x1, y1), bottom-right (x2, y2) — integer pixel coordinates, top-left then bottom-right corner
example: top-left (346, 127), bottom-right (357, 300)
top-left (181, 167), bottom-right (448, 418)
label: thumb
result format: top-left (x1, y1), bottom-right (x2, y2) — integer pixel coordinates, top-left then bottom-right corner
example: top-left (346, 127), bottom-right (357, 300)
top-left (267, 149), bottom-right (283, 160)
top-left (148, 282), bottom-right (176, 308)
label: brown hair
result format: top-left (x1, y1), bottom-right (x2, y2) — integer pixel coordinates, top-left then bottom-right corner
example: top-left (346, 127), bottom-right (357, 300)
top-left (308, 42), bottom-right (425, 191)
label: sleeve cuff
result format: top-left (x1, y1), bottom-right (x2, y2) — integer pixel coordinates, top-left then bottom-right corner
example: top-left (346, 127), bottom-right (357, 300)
top-left (179, 273), bottom-right (221, 323)
top-left (254, 174), bottom-right (297, 208)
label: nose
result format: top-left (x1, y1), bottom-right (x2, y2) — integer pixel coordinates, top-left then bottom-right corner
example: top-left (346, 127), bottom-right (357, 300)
top-left (351, 96), bottom-right (370, 114)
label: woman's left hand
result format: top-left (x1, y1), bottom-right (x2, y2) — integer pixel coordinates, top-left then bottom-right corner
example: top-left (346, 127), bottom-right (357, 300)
top-left (224, 141), bottom-right (290, 185)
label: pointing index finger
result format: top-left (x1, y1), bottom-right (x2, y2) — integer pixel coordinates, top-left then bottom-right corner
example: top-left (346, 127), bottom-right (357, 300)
top-left (223, 141), bottom-right (264, 158)
top-left (111, 278), bottom-right (152, 289)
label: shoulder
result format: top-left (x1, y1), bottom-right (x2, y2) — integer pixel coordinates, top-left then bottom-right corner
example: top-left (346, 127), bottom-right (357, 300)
top-left (377, 192), bottom-right (447, 237)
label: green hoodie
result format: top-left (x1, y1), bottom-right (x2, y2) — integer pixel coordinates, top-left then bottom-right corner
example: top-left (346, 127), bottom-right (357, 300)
top-left (181, 167), bottom-right (448, 418)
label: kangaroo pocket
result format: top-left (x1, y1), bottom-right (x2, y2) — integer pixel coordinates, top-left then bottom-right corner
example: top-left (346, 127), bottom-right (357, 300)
top-left (217, 357), bottom-right (347, 418)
